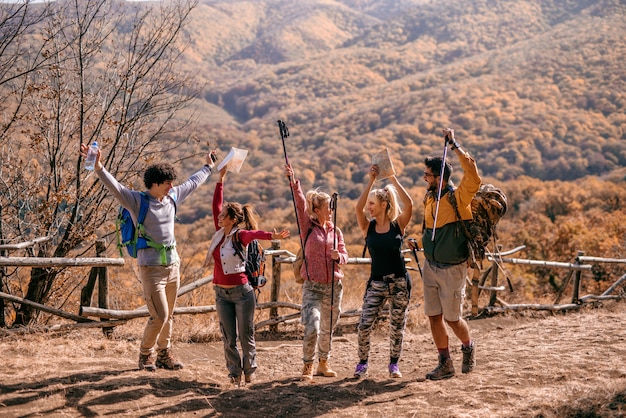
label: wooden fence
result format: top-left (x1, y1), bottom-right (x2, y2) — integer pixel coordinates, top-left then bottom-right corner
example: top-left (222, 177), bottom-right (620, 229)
top-left (1, 238), bottom-right (625, 336)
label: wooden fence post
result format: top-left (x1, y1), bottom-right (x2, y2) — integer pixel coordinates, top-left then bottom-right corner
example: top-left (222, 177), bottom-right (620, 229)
top-left (269, 240), bottom-right (281, 333)
top-left (95, 240), bottom-right (113, 336)
top-left (80, 268), bottom-right (98, 308)
top-left (79, 239), bottom-right (113, 336)
top-left (471, 267), bottom-right (480, 317)
top-left (488, 261), bottom-right (499, 307)
top-left (572, 250), bottom-right (584, 303)
top-left (96, 240), bottom-right (108, 310)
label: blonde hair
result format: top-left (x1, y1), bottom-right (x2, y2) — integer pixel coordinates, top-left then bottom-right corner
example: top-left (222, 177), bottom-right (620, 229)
top-left (305, 188), bottom-right (331, 219)
top-left (369, 184), bottom-right (401, 222)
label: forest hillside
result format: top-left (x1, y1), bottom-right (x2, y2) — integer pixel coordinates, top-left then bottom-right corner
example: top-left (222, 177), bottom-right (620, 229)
top-left (157, 0), bottom-right (626, 296)
top-left (2, 0), bottom-right (625, 313)
top-left (164, 0), bottom-right (626, 220)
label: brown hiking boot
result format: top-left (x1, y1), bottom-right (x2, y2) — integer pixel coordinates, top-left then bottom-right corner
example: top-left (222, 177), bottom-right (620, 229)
top-left (316, 359), bottom-right (337, 377)
top-left (425, 355), bottom-right (455, 381)
top-left (461, 342), bottom-right (476, 374)
top-left (156, 348), bottom-right (184, 370)
top-left (229, 375), bottom-right (242, 387)
top-left (301, 362), bottom-right (314, 381)
top-left (138, 353), bottom-right (156, 372)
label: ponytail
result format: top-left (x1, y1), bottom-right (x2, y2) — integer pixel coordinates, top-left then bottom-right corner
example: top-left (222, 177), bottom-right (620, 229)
top-left (242, 204), bottom-right (258, 230)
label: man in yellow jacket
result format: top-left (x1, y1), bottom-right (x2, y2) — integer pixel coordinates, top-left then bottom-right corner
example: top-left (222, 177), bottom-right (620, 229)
top-left (416, 128), bottom-right (481, 380)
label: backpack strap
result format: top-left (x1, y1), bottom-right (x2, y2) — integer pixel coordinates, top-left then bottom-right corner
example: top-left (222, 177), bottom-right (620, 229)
top-left (137, 192), bottom-right (177, 265)
top-left (447, 187), bottom-right (471, 239)
top-left (232, 229), bottom-right (246, 262)
top-left (300, 225), bottom-right (314, 281)
top-left (361, 220), bottom-right (376, 257)
top-left (116, 209), bottom-right (127, 257)
top-left (137, 192), bottom-right (150, 229)
top-left (447, 187), bottom-right (477, 266)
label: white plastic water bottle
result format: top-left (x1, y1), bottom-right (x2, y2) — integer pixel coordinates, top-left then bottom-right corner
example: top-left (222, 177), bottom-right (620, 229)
top-left (85, 141), bottom-right (99, 171)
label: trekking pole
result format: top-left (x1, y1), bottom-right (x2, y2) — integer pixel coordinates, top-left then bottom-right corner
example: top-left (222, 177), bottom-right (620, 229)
top-left (278, 120), bottom-right (290, 167)
top-left (329, 192), bottom-right (339, 333)
top-left (277, 120), bottom-right (311, 279)
top-left (408, 238), bottom-right (423, 279)
top-left (431, 131), bottom-right (451, 241)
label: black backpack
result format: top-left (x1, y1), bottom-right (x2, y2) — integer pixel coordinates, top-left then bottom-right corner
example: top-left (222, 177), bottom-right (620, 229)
top-left (232, 231), bottom-right (267, 292)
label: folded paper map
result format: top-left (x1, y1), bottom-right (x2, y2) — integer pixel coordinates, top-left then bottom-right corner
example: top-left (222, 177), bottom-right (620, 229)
top-left (371, 148), bottom-right (396, 180)
top-left (217, 147), bottom-right (248, 173)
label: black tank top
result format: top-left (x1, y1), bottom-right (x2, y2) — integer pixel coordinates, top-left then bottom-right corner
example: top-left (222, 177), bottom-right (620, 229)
top-left (366, 220), bottom-right (406, 277)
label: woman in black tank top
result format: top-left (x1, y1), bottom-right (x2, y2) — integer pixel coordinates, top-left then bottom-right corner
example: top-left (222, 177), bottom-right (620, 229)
top-left (353, 162), bottom-right (413, 379)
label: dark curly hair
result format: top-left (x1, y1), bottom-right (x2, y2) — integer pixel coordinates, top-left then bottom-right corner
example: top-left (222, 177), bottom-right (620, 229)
top-left (144, 163), bottom-right (177, 188)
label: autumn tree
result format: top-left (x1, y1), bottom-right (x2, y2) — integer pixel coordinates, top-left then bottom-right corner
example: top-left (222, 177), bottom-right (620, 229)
top-left (0, 0), bottom-right (201, 327)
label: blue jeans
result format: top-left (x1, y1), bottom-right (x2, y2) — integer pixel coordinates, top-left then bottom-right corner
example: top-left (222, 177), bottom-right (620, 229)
top-left (214, 283), bottom-right (257, 378)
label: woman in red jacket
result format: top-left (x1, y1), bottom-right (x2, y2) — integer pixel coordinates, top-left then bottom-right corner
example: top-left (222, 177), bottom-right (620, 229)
top-left (204, 167), bottom-right (289, 387)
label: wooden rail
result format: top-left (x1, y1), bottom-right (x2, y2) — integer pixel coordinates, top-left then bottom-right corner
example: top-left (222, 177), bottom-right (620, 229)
top-left (1, 239), bottom-right (625, 335)
top-left (0, 239), bottom-right (122, 335)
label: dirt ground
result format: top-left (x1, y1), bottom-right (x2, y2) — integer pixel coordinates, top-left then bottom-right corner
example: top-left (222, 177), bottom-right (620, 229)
top-left (1, 301), bottom-right (625, 418)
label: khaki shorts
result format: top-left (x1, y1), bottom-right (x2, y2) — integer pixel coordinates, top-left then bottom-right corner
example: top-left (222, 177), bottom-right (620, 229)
top-left (422, 260), bottom-right (468, 321)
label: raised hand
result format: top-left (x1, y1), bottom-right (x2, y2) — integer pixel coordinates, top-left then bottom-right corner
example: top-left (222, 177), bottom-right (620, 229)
top-left (272, 229), bottom-right (290, 240)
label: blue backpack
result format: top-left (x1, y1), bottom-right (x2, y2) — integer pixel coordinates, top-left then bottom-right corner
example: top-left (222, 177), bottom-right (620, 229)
top-left (116, 192), bottom-right (177, 263)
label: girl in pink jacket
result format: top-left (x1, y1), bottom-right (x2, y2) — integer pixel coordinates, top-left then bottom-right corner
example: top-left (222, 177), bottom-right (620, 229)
top-left (285, 164), bottom-right (349, 382)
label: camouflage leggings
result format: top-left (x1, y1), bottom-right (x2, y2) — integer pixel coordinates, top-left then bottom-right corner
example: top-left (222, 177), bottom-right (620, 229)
top-left (301, 280), bottom-right (343, 364)
top-left (357, 273), bottom-right (411, 362)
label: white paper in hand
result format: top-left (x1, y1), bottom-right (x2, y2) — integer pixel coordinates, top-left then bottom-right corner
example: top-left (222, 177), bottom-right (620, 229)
top-left (217, 147), bottom-right (248, 173)
top-left (371, 148), bottom-right (396, 180)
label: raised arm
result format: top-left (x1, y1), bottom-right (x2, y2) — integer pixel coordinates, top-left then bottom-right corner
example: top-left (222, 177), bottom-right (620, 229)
top-left (389, 175), bottom-right (413, 235)
top-left (355, 165), bottom-right (378, 237)
top-left (284, 163), bottom-right (312, 237)
top-left (212, 167), bottom-right (227, 229)
top-left (446, 128), bottom-right (481, 207)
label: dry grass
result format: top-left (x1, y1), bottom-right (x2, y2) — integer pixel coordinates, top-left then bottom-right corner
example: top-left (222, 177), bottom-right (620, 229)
top-left (1, 301), bottom-right (625, 417)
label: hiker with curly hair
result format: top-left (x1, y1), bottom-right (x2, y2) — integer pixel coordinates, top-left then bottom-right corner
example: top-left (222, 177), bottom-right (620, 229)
top-left (409, 128), bottom-right (481, 380)
top-left (203, 166), bottom-right (289, 387)
top-left (285, 164), bottom-right (349, 382)
top-left (354, 162), bottom-right (413, 379)
top-left (79, 143), bottom-right (216, 372)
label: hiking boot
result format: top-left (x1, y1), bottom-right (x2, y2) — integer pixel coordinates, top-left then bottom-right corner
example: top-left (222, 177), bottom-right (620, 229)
top-left (138, 353), bottom-right (156, 372)
top-left (156, 348), bottom-right (184, 370)
top-left (461, 342), bottom-right (476, 374)
top-left (229, 375), bottom-right (242, 387)
top-left (244, 373), bottom-right (254, 384)
top-left (316, 359), bottom-right (338, 377)
top-left (426, 355), bottom-right (455, 381)
top-left (389, 363), bottom-right (402, 378)
top-left (302, 363), bottom-right (314, 381)
top-left (354, 363), bottom-right (368, 379)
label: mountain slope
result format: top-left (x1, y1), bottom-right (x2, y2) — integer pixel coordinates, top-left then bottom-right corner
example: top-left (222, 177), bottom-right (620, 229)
top-left (174, 0), bottom-right (625, 208)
